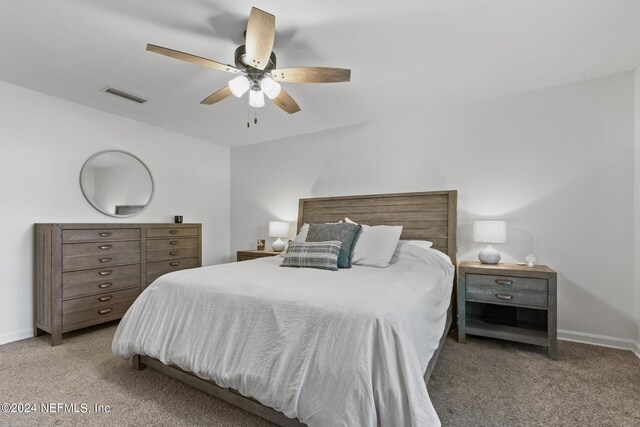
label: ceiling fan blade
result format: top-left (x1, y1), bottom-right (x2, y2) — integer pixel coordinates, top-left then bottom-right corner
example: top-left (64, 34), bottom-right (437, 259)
top-left (200, 86), bottom-right (233, 105)
top-left (271, 89), bottom-right (301, 114)
top-left (271, 67), bottom-right (351, 83)
top-left (147, 44), bottom-right (239, 74)
top-left (245, 7), bottom-right (275, 70)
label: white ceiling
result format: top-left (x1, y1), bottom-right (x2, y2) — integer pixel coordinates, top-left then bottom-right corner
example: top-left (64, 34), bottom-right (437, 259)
top-left (1, 0), bottom-right (640, 147)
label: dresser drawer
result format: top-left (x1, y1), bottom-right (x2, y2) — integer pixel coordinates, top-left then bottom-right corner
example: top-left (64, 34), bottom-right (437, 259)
top-left (146, 258), bottom-right (200, 284)
top-left (466, 274), bottom-right (547, 293)
top-left (63, 240), bottom-right (141, 258)
top-left (146, 247), bottom-right (199, 262)
top-left (147, 237), bottom-right (199, 251)
top-left (63, 251), bottom-right (141, 271)
top-left (146, 227), bottom-right (199, 238)
top-left (466, 287), bottom-right (548, 308)
top-left (62, 264), bottom-right (141, 299)
top-left (63, 288), bottom-right (140, 313)
top-left (62, 288), bottom-right (139, 331)
top-left (62, 228), bottom-right (140, 243)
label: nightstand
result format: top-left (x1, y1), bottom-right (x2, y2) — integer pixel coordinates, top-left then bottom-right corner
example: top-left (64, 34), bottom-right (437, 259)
top-left (237, 250), bottom-right (280, 262)
top-left (457, 261), bottom-right (558, 359)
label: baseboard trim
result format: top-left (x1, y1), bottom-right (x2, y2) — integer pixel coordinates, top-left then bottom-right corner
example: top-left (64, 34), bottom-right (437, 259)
top-left (0, 328), bottom-right (33, 346)
top-left (558, 329), bottom-right (640, 359)
top-left (1, 327), bottom-right (639, 359)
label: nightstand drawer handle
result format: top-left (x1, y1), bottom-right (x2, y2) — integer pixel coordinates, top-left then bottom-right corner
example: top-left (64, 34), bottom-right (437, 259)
top-left (99, 232), bottom-right (112, 237)
top-left (98, 245), bottom-right (112, 250)
top-left (98, 283), bottom-right (113, 289)
top-left (495, 279), bottom-right (513, 286)
top-left (495, 294), bottom-right (513, 301)
top-left (170, 261), bottom-right (180, 266)
top-left (98, 270), bottom-right (113, 276)
top-left (99, 257), bottom-right (112, 263)
top-left (98, 308), bottom-right (113, 315)
top-left (169, 251), bottom-right (180, 256)
top-left (98, 295), bottom-right (113, 302)
top-left (169, 230), bottom-right (180, 234)
top-left (169, 241), bottom-right (180, 246)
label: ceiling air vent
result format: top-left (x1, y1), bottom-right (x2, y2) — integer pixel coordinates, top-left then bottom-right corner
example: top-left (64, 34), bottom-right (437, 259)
top-left (102, 87), bottom-right (147, 104)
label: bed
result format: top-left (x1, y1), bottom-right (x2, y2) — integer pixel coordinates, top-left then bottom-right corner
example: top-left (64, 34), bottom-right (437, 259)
top-left (112, 190), bottom-right (457, 426)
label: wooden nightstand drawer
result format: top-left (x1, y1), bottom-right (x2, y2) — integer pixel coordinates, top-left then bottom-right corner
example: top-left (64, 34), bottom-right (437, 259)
top-left (466, 274), bottom-right (547, 293)
top-left (237, 250), bottom-right (280, 262)
top-left (465, 286), bottom-right (548, 308)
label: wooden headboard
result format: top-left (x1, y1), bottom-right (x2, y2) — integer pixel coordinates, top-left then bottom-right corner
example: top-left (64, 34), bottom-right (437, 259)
top-left (297, 190), bottom-right (457, 264)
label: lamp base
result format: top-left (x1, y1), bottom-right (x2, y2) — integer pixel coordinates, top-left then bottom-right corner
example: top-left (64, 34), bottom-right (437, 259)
top-left (272, 238), bottom-right (285, 252)
top-left (478, 244), bottom-right (501, 264)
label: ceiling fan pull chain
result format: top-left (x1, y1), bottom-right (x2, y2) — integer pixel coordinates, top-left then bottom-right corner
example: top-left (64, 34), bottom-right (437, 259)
top-left (254, 110), bottom-right (258, 125)
top-left (247, 105), bottom-right (250, 128)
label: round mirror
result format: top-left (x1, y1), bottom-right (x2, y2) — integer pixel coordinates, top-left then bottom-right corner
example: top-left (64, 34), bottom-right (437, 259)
top-left (80, 150), bottom-right (154, 217)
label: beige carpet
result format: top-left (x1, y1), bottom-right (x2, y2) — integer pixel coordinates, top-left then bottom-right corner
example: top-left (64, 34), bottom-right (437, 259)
top-left (0, 323), bottom-right (638, 427)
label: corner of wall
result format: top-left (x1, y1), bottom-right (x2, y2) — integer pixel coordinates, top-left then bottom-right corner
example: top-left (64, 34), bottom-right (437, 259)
top-left (634, 67), bottom-right (640, 349)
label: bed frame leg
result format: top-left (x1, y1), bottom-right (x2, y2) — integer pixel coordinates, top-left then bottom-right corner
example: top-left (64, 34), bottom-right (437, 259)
top-left (132, 355), bottom-right (147, 371)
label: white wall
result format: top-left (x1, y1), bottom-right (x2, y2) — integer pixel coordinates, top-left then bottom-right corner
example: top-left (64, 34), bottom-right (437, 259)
top-left (0, 81), bottom-right (230, 344)
top-left (635, 68), bottom-right (640, 354)
top-left (231, 72), bottom-right (638, 350)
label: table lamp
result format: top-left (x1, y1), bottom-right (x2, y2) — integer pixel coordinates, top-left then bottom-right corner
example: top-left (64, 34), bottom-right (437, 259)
top-left (269, 221), bottom-right (289, 252)
top-left (472, 220), bottom-right (507, 264)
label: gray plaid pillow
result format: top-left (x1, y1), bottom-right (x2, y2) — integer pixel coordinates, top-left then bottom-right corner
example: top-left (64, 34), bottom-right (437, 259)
top-left (280, 241), bottom-right (342, 271)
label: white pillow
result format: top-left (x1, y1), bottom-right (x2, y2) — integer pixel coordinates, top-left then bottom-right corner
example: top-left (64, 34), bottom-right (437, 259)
top-left (392, 241), bottom-right (452, 268)
top-left (294, 223), bottom-right (310, 242)
top-left (396, 240), bottom-right (433, 251)
top-left (280, 223), bottom-right (310, 257)
top-left (351, 225), bottom-right (403, 267)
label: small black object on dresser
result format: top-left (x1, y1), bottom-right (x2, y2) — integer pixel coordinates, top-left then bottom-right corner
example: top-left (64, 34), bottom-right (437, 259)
top-left (457, 261), bottom-right (558, 359)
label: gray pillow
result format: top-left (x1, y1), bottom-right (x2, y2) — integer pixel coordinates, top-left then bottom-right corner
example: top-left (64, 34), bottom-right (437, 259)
top-left (306, 223), bottom-right (362, 268)
top-left (280, 241), bottom-right (342, 271)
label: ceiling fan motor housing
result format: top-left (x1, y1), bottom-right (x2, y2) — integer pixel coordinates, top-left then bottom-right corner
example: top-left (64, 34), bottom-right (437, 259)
top-left (234, 44), bottom-right (277, 78)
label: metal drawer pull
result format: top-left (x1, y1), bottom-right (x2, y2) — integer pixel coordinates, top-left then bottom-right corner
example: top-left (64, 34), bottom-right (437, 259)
top-left (99, 232), bottom-right (112, 237)
top-left (98, 270), bottom-right (113, 276)
top-left (170, 261), bottom-right (180, 266)
top-left (169, 241), bottom-right (180, 245)
top-left (99, 258), bottom-right (112, 263)
top-left (495, 294), bottom-right (513, 301)
top-left (495, 279), bottom-right (513, 286)
top-left (98, 283), bottom-right (113, 289)
top-left (169, 251), bottom-right (180, 256)
top-left (98, 295), bottom-right (113, 302)
top-left (169, 230), bottom-right (179, 234)
top-left (98, 245), bottom-right (112, 250)
top-left (98, 308), bottom-right (113, 315)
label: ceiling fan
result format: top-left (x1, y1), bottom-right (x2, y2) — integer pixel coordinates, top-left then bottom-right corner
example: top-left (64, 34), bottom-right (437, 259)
top-left (147, 7), bottom-right (351, 115)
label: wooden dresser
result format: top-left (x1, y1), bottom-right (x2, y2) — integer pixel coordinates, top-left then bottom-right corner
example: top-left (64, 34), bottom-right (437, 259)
top-left (34, 223), bottom-right (202, 345)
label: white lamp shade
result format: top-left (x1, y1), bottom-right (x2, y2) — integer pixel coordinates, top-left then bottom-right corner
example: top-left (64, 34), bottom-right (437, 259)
top-left (228, 75), bottom-right (250, 97)
top-left (261, 77), bottom-right (281, 99)
top-left (249, 89), bottom-right (265, 107)
top-left (473, 220), bottom-right (507, 244)
top-left (269, 221), bottom-right (289, 238)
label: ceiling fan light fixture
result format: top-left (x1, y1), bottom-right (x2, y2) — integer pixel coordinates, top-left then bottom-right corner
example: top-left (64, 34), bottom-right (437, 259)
top-left (228, 75), bottom-right (250, 97)
top-left (249, 89), bottom-right (265, 108)
top-left (261, 77), bottom-right (281, 99)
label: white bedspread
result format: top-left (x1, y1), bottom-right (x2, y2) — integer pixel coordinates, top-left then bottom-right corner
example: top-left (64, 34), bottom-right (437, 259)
top-left (112, 246), bottom-right (454, 426)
